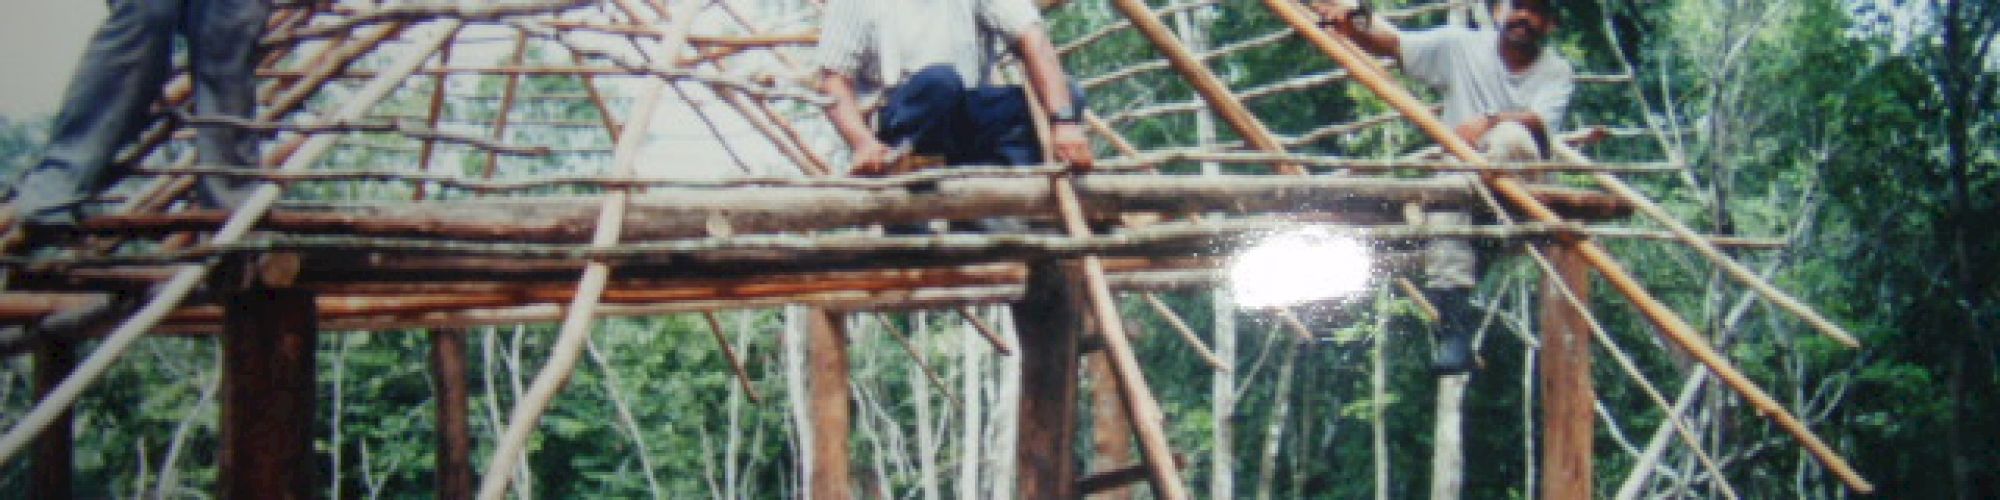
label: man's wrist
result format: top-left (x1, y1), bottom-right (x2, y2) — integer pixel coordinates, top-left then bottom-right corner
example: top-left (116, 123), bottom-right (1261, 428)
top-left (1048, 106), bottom-right (1082, 125)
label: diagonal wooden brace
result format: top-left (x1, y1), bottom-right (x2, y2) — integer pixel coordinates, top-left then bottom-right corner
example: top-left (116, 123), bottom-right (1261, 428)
top-left (1258, 0), bottom-right (1872, 493)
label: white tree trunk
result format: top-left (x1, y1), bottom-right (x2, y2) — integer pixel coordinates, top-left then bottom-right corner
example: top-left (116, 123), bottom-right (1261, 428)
top-left (1254, 340), bottom-right (1301, 500)
top-left (1211, 289), bottom-right (1238, 500)
top-left (958, 313), bottom-right (984, 499)
top-left (912, 313), bottom-right (943, 500)
top-left (784, 306), bottom-right (816, 499)
top-left (1374, 293), bottom-right (1392, 500)
top-left (1431, 374), bottom-right (1469, 500)
top-left (989, 306), bottom-right (1021, 500)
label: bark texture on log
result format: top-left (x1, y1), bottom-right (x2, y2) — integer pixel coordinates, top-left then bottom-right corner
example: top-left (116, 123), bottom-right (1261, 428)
top-left (1014, 260), bottom-right (1086, 499)
top-left (220, 289), bottom-right (318, 500)
top-left (807, 310), bottom-right (853, 500)
top-left (1539, 247), bottom-right (1594, 499)
top-left (74, 176), bottom-right (1626, 242)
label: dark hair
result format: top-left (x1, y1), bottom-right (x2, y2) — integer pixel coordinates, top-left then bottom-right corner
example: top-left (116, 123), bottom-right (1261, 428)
top-left (1491, 0), bottom-right (1560, 23)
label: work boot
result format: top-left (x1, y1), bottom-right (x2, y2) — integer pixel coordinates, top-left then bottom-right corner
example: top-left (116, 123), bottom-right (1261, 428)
top-left (1427, 287), bottom-right (1477, 375)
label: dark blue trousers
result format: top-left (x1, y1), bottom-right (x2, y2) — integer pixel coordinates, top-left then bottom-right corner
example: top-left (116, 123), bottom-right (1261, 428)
top-left (876, 65), bottom-right (1083, 168)
top-left (875, 65), bottom-right (1083, 234)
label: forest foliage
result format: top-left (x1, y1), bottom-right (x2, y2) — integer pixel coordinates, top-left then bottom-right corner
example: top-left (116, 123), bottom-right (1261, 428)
top-left (0, 0), bottom-right (1995, 497)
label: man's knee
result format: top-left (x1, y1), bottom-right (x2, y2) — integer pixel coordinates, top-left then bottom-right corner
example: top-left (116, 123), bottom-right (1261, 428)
top-left (903, 65), bottom-right (966, 98)
top-left (1482, 121), bottom-right (1541, 161)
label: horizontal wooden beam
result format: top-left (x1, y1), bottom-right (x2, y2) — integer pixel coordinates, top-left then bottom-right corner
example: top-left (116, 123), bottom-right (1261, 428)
top-left (71, 175), bottom-right (1627, 242)
top-left (0, 264), bottom-right (1225, 341)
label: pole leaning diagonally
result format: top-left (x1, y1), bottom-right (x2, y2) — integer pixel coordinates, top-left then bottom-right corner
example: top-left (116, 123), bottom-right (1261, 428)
top-left (0, 20), bottom-right (467, 465)
top-left (1257, 0), bottom-right (1872, 493)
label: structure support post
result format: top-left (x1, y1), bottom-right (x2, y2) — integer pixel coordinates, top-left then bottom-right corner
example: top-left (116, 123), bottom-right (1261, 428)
top-left (1013, 260), bottom-right (1085, 499)
top-left (806, 309), bottom-right (852, 500)
top-left (430, 329), bottom-right (474, 500)
top-left (32, 338), bottom-right (75, 500)
top-left (220, 288), bottom-right (318, 500)
top-left (1089, 354), bottom-right (1135, 500)
top-left (1539, 246), bottom-right (1594, 499)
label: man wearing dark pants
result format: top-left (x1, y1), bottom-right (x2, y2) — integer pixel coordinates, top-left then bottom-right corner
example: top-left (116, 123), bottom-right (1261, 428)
top-left (1312, 0), bottom-right (1575, 374)
top-left (814, 0), bottom-right (1093, 233)
top-left (5, 0), bottom-right (269, 334)
top-left (8, 0), bottom-right (269, 226)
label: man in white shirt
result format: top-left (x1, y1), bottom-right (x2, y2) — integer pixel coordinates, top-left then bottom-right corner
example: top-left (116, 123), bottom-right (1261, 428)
top-left (813, 0), bottom-right (1092, 178)
top-left (1313, 0), bottom-right (1575, 374)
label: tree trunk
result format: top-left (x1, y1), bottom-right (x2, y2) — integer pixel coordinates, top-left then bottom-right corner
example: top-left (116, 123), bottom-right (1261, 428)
top-left (806, 309), bottom-right (853, 500)
top-left (914, 314), bottom-right (943, 500)
top-left (1013, 260), bottom-right (1085, 499)
top-left (1253, 340), bottom-right (1300, 500)
top-left (1211, 289), bottom-right (1237, 500)
top-left (957, 312), bottom-right (985, 499)
top-left (1374, 291), bottom-right (1393, 500)
top-left (1431, 374), bottom-right (1469, 500)
top-left (1090, 354), bottom-right (1135, 500)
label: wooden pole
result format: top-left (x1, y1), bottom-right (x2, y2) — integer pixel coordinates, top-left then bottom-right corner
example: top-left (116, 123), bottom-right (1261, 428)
top-left (219, 288), bottom-right (318, 500)
top-left (1052, 177), bottom-right (1192, 499)
top-left (1539, 247), bottom-right (1594, 499)
top-left (0, 21), bottom-right (465, 465)
top-left (702, 312), bottom-right (765, 403)
top-left (1090, 356), bottom-right (1136, 500)
top-left (31, 339), bottom-right (75, 500)
top-left (430, 329), bottom-right (475, 500)
top-left (474, 79), bottom-right (669, 500)
top-left (806, 309), bottom-right (853, 500)
top-left (1588, 172), bottom-right (1858, 347)
top-left (1140, 293), bottom-right (1228, 370)
top-left (1259, 1), bottom-right (1873, 492)
top-left (869, 313), bottom-right (959, 406)
top-left (1013, 260), bottom-right (1086, 500)
top-left (1107, 0), bottom-right (1303, 175)
top-left (954, 305), bottom-right (1015, 355)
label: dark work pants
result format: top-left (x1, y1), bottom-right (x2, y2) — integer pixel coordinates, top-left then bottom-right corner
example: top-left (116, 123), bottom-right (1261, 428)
top-left (876, 65), bottom-right (1083, 233)
top-left (13, 0), bottom-right (269, 219)
top-left (876, 64), bottom-right (1085, 168)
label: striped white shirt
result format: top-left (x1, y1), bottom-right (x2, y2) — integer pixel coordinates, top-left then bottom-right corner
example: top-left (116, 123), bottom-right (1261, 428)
top-left (813, 0), bottom-right (1044, 92)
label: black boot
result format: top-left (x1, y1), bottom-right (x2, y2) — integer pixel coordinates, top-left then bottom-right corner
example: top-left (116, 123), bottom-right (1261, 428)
top-left (1427, 287), bottom-right (1476, 375)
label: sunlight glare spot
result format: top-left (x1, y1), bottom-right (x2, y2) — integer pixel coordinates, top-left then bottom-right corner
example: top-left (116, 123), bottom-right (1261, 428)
top-left (1229, 228), bottom-right (1376, 308)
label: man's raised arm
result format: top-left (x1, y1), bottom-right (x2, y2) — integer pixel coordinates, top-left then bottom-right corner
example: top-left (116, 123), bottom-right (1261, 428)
top-left (1309, 0), bottom-right (1401, 58)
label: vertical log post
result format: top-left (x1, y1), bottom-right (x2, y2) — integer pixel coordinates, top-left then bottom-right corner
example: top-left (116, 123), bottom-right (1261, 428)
top-left (1539, 246), bottom-right (1594, 499)
top-left (1014, 260), bottom-right (1086, 499)
top-left (431, 329), bottom-right (474, 500)
top-left (32, 338), bottom-right (75, 500)
top-left (1089, 355), bottom-right (1135, 500)
top-left (220, 288), bottom-right (318, 500)
top-left (807, 310), bottom-right (853, 500)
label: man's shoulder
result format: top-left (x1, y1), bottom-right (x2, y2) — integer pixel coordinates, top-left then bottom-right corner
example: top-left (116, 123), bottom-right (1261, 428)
top-left (1533, 48), bottom-right (1576, 78)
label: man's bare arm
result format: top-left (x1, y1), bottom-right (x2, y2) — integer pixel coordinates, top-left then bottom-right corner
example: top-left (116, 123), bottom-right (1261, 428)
top-left (1013, 28), bottom-right (1094, 170)
top-left (818, 70), bottom-right (892, 174)
top-left (1309, 1), bottom-right (1400, 58)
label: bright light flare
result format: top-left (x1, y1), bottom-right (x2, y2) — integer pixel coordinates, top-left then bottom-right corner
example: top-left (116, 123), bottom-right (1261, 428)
top-left (1228, 228), bottom-right (1377, 308)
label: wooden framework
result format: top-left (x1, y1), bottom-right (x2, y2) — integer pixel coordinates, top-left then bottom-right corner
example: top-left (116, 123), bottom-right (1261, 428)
top-left (0, 0), bottom-right (1873, 498)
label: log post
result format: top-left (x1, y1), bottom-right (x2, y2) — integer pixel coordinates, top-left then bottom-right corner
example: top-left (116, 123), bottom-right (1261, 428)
top-left (32, 338), bottom-right (75, 500)
top-left (1013, 260), bottom-right (1086, 499)
top-left (807, 309), bottom-right (852, 500)
top-left (1089, 355), bottom-right (1135, 500)
top-left (430, 329), bottom-right (474, 500)
top-left (1539, 246), bottom-right (1593, 499)
top-left (220, 288), bottom-right (318, 500)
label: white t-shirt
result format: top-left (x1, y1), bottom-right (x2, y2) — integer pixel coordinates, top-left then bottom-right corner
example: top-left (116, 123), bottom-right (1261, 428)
top-left (1399, 26), bottom-right (1574, 132)
top-left (813, 0), bottom-right (1043, 92)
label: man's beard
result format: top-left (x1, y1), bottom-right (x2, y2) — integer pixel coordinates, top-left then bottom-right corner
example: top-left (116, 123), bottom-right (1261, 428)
top-left (1503, 19), bottom-right (1543, 49)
